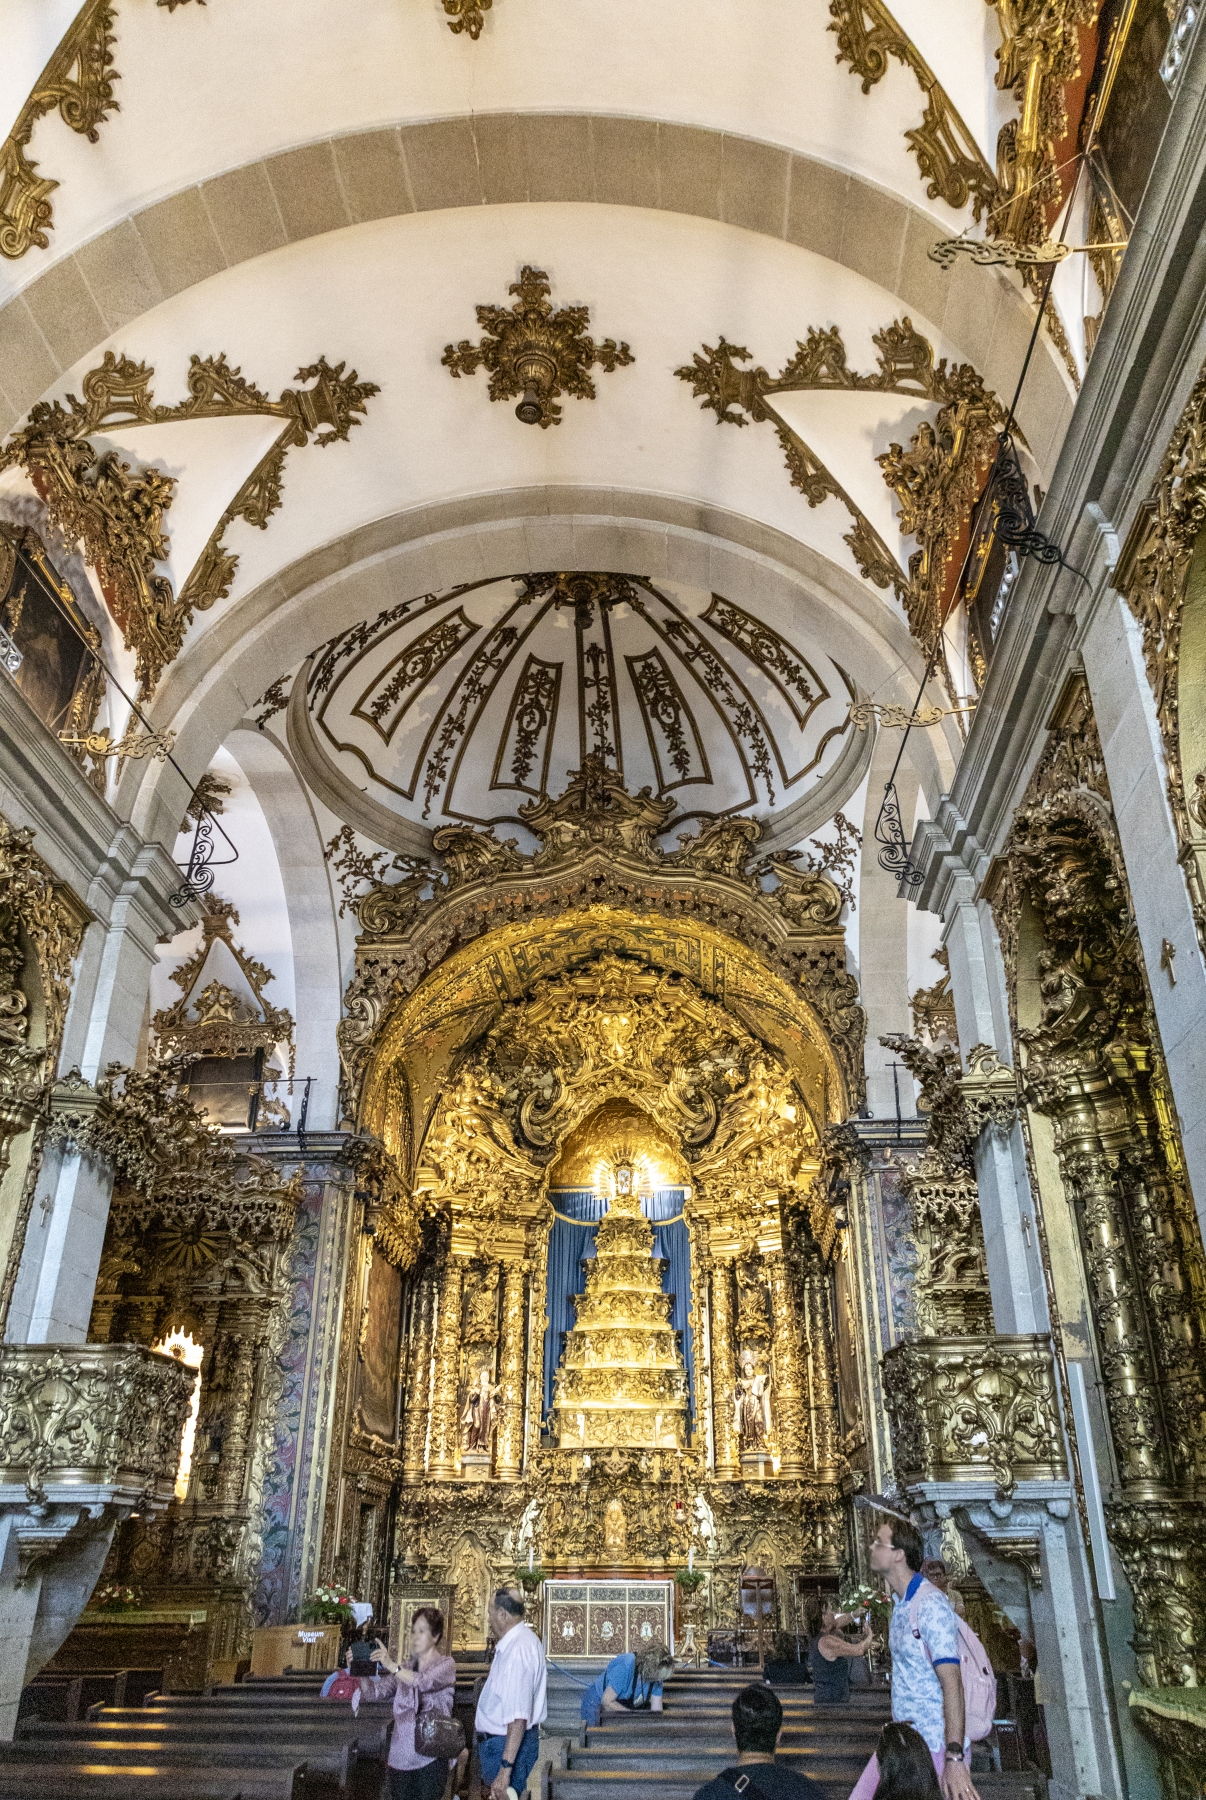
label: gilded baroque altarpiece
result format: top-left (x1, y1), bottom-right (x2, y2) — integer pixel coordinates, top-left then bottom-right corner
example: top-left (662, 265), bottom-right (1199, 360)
top-left (321, 761), bottom-right (867, 1643)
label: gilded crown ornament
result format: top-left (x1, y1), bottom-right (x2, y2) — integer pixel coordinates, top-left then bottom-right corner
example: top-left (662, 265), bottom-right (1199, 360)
top-left (443, 266), bottom-right (634, 427)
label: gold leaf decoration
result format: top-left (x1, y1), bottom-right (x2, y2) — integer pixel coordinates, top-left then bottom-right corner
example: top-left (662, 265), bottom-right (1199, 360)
top-left (827, 0), bottom-right (999, 218)
top-left (443, 265), bottom-right (634, 429)
top-left (0, 353), bottom-right (378, 696)
top-left (0, 0), bottom-right (199, 261)
top-left (676, 321), bottom-right (1004, 673)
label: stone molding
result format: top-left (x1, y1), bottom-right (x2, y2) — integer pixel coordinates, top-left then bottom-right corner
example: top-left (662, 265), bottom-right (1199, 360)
top-left (0, 114), bottom-right (1065, 452)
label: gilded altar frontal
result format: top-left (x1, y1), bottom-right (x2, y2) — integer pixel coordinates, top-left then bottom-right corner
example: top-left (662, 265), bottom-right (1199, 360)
top-left (2, 7), bottom-right (1206, 1798)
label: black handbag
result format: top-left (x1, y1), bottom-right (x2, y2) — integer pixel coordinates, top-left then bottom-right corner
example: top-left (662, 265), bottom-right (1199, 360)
top-left (416, 1709), bottom-right (466, 1759)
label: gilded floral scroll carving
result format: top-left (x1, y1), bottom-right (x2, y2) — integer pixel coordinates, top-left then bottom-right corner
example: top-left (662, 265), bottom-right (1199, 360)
top-left (0, 353), bottom-right (378, 695)
top-left (676, 323), bottom-right (1003, 668)
top-left (1114, 357), bottom-right (1206, 950)
top-left (827, 0), bottom-right (999, 217)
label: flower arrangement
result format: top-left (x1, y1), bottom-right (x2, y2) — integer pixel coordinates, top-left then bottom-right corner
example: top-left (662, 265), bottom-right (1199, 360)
top-left (299, 1585), bottom-right (355, 1625)
top-left (92, 1584), bottom-right (141, 1612)
top-left (837, 1580), bottom-right (891, 1635)
top-left (514, 1564), bottom-right (545, 1591)
top-left (674, 1567), bottom-right (707, 1592)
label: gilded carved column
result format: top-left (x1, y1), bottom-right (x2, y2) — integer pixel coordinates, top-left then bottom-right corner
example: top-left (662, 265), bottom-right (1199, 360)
top-left (427, 1257), bottom-right (464, 1480)
top-left (766, 1251), bottom-right (808, 1479)
top-left (402, 1271), bottom-right (435, 1485)
top-left (803, 1252), bottom-right (841, 1482)
top-left (495, 1259), bottom-right (527, 1481)
top-left (709, 1257), bottom-right (739, 1479)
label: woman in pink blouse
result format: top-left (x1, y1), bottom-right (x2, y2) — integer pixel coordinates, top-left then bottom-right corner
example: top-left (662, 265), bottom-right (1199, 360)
top-left (358, 1605), bottom-right (457, 1800)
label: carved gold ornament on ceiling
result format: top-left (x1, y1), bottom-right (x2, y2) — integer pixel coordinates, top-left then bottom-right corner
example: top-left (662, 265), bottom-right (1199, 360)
top-left (676, 321), bottom-right (1004, 673)
top-left (443, 267), bottom-right (634, 428)
top-left (0, 0), bottom-right (200, 261)
top-left (304, 571), bottom-right (855, 832)
top-left (442, 0), bottom-right (494, 35)
top-left (0, 351), bottom-right (378, 696)
top-left (829, 0), bottom-right (1101, 255)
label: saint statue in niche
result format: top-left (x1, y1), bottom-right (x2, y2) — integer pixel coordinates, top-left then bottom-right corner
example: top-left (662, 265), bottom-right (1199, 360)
top-left (734, 1350), bottom-right (773, 1451)
top-left (603, 1496), bottom-right (628, 1556)
top-left (461, 1366), bottom-right (502, 1452)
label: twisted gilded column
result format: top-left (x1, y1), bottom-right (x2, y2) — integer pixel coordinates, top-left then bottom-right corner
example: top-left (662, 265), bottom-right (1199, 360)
top-left (766, 1251), bottom-right (808, 1479)
top-left (803, 1252), bottom-right (842, 1481)
top-left (495, 1259), bottom-right (527, 1480)
top-left (1048, 1068), bottom-right (1171, 1492)
top-left (427, 1257), bottom-right (464, 1480)
top-left (708, 1257), bottom-right (739, 1479)
top-left (402, 1272), bottom-right (435, 1485)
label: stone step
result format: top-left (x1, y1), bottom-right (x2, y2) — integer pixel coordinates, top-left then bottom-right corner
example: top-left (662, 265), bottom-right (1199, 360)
top-left (20, 1718), bottom-right (381, 1751)
top-left (0, 1737), bottom-right (347, 1773)
top-left (569, 1747), bottom-right (869, 1775)
top-left (0, 1764), bottom-right (302, 1800)
top-left (70, 1703), bottom-right (389, 1742)
top-left (586, 1713), bottom-right (882, 1742)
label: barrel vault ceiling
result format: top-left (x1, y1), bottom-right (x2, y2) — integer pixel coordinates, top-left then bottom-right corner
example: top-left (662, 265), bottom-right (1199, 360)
top-left (0, 0), bottom-right (1088, 851)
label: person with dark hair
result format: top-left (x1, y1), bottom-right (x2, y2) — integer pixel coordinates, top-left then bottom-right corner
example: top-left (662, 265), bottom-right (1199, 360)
top-left (871, 1722), bottom-right (944, 1800)
top-left (474, 1588), bottom-right (547, 1799)
top-left (847, 1522), bottom-right (981, 1800)
top-left (808, 1603), bottom-right (875, 1705)
top-left (356, 1606), bottom-right (456, 1800)
top-left (690, 1683), bottom-right (828, 1799)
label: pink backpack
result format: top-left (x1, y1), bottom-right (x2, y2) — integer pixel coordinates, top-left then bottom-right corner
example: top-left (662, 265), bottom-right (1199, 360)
top-left (908, 1580), bottom-right (996, 1743)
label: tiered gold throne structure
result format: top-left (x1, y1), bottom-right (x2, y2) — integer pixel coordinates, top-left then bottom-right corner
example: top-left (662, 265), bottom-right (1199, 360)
top-left (549, 1168), bottom-right (689, 1454)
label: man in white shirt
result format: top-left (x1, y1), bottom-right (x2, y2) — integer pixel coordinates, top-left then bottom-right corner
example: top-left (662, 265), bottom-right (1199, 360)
top-left (475, 1589), bottom-right (548, 1799)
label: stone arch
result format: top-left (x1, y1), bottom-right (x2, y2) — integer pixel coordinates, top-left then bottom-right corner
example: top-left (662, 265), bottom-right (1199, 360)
top-left (0, 115), bottom-right (1065, 455)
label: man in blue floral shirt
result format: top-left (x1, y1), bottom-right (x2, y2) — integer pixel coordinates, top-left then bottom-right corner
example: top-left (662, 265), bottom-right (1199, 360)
top-left (848, 1519), bottom-right (980, 1800)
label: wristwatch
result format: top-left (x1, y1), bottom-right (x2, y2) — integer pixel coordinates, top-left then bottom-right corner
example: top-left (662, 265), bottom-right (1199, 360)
top-left (945, 1744), bottom-right (965, 1762)
top-left (501, 1760), bottom-right (515, 1771)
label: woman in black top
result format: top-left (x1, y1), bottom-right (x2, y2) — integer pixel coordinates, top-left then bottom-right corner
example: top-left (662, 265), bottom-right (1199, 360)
top-left (808, 1605), bottom-right (874, 1704)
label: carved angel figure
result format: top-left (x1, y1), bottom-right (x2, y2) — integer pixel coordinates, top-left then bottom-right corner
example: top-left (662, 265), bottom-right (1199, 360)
top-left (461, 1366), bottom-right (502, 1452)
top-left (734, 1350), bottom-right (773, 1451)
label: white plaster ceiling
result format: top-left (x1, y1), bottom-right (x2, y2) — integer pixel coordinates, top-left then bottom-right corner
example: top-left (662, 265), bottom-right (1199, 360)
top-left (0, 0), bottom-right (1013, 304)
top-left (36, 203), bottom-right (1000, 690)
top-left (3, 0), bottom-right (1066, 867)
top-left (304, 571), bottom-right (858, 840)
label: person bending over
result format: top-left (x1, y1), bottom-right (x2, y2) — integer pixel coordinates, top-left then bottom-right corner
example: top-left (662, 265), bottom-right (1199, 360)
top-left (691, 1683), bottom-right (827, 1800)
top-left (580, 1644), bottom-right (676, 1727)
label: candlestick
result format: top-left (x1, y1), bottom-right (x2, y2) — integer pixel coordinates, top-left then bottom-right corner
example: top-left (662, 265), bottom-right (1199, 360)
top-left (689, 1547), bottom-right (694, 1572)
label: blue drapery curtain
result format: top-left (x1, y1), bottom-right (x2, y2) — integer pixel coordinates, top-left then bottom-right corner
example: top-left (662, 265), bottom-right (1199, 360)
top-left (543, 1189), bottom-right (693, 1424)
